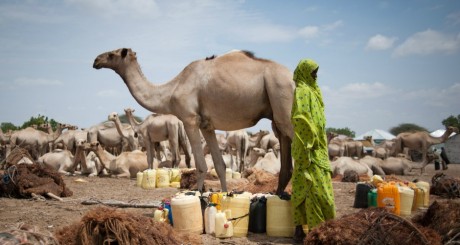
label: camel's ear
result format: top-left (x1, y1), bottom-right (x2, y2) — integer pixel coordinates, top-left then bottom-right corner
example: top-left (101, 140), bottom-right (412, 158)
top-left (121, 48), bottom-right (129, 58)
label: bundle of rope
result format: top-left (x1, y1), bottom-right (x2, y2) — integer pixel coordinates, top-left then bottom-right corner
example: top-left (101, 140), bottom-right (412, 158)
top-left (431, 173), bottom-right (460, 199)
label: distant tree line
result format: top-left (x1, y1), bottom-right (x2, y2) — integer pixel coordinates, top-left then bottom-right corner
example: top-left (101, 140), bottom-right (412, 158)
top-left (1, 113), bottom-right (143, 132)
top-left (1, 114), bottom-right (459, 137)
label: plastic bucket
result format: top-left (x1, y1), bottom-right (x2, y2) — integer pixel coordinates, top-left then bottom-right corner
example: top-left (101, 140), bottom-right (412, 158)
top-left (266, 195), bottom-right (295, 237)
top-left (170, 195), bottom-right (203, 234)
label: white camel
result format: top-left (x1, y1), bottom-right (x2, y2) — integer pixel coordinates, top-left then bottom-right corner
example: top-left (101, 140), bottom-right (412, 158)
top-left (93, 48), bottom-right (294, 193)
top-left (108, 112), bottom-right (140, 151)
top-left (330, 156), bottom-right (373, 180)
top-left (38, 147), bottom-right (102, 177)
top-left (53, 128), bottom-right (89, 154)
top-left (87, 121), bottom-right (126, 154)
top-left (259, 132), bottom-right (280, 157)
top-left (84, 142), bottom-right (148, 178)
top-left (226, 129), bottom-right (249, 173)
top-left (124, 108), bottom-right (192, 169)
top-left (250, 147), bottom-right (281, 175)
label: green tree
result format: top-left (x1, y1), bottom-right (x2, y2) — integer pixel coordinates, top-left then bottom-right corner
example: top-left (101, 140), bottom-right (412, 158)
top-left (389, 123), bottom-right (428, 136)
top-left (1, 122), bottom-right (18, 132)
top-left (326, 127), bottom-right (355, 138)
top-left (441, 114), bottom-right (460, 129)
top-left (19, 114), bottom-right (60, 130)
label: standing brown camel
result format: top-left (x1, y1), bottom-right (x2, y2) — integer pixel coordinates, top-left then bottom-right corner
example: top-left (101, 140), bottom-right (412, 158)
top-left (392, 126), bottom-right (458, 163)
top-left (93, 48), bottom-right (294, 193)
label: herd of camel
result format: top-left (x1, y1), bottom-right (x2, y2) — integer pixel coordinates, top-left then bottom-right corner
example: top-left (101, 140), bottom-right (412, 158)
top-left (1, 48), bottom-right (458, 194)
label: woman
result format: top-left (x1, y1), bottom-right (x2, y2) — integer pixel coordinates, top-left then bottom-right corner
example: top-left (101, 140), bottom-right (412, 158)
top-left (290, 59), bottom-right (336, 241)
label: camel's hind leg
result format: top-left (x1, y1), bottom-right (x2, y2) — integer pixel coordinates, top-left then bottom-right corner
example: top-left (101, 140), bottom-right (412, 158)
top-left (201, 129), bottom-right (227, 192)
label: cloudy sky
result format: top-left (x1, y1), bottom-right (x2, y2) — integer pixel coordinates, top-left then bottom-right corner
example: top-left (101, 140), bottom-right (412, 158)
top-left (1, 0), bottom-right (459, 136)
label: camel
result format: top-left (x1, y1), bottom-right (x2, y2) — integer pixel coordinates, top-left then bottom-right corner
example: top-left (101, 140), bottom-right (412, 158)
top-left (380, 154), bottom-right (435, 175)
top-left (258, 132), bottom-right (280, 157)
top-left (87, 121), bottom-right (126, 154)
top-left (124, 108), bottom-right (192, 169)
top-left (358, 155), bottom-right (386, 177)
top-left (108, 112), bottom-right (140, 151)
top-left (392, 126), bottom-right (458, 162)
top-left (343, 139), bottom-right (364, 158)
top-left (225, 129), bottom-right (270, 173)
top-left (250, 147), bottom-right (281, 175)
top-left (37, 146), bottom-right (102, 177)
top-left (93, 48), bottom-right (294, 193)
top-left (0, 127), bottom-right (11, 145)
top-left (84, 142), bottom-right (148, 178)
top-left (330, 156), bottom-right (373, 180)
top-left (10, 123), bottom-right (67, 159)
top-left (202, 132), bottom-right (228, 155)
top-left (53, 128), bottom-right (89, 154)
top-left (226, 129), bottom-right (249, 173)
top-left (372, 139), bottom-right (395, 159)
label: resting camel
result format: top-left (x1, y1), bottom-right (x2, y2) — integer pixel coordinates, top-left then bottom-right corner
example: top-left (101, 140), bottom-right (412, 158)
top-left (330, 156), bottom-right (373, 180)
top-left (380, 154), bottom-right (435, 175)
top-left (259, 132), bottom-right (280, 157)
top-left (93, 48), bottom-right (294, 193)
top-left (392, 126), bottom-right (458, 162)
top-left (124, 108), bottom-right (192, 169)
top-left (38, 146), bottom-right (103, 177)
top-left (84, 142), bottom-right (148, 178)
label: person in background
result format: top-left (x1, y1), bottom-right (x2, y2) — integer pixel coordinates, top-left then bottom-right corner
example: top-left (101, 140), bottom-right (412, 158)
top-left (440, 147), bottom-right (450, 169)
top-left (290, 59), bottom-right (336, 242)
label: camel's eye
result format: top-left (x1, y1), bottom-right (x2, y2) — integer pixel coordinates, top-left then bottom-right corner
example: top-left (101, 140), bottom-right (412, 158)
top-left (108, 53), bottom-right (114, 59)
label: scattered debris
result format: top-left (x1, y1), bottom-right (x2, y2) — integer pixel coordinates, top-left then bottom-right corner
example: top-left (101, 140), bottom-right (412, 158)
top-left (413, 200), bottom-right (460, 244)
top-left (81, 198), bottom-right (161, 208)
top-left (0, 163), bottom-right (72, 199)
top-left (54, 206), bottom-right (202, 245)
top-left (0, 223), bottom-right (59, 244)
top-left (305, 207), bottom-right (440, 245)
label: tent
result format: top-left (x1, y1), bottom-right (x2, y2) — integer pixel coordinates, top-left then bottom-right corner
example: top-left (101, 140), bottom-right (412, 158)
top-left (354, 129), bottom-right (395, 144)
top-left (430, 129), bottom-right (457, 138)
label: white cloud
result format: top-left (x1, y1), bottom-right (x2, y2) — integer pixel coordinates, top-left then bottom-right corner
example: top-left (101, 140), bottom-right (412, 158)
top-left (65, 0), bottom-right (159, 17)
top-left (14, 77), bottom-right (63, 86)
top-left (298, 20), bottom-right (343, 41)
top-left (393, 29), bottom-right (460, 57)
top-left (366, 34), bottom-right (397, 50)
top-left (298, 26), bottom-right (319, 39)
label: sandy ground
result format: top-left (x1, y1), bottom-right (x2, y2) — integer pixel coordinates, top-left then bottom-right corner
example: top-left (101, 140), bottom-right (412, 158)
top-left (0, 163), bottom-right (459, 244)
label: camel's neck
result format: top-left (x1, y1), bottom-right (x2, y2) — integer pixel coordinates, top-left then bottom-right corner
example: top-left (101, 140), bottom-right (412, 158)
top-left (113, 118), bottom-right (128, 139)
top-left (125, 111), bottom-right (142, 133)
top-left (249, 132), bottom-right (268, 147)
top-left (92, 146), bottom-right (116, 170)
top-left (117, 62), bottom-right (176, 114)
top-left (427, 132), bottom-right (450, 145)
top-left (48, 126), bottom-right (63, 143)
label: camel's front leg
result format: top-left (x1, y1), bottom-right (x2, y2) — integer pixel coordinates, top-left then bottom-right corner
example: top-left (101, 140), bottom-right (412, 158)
top-left (145, 141), bottom-right (156, 169)
top-left (276, 134), bottom-right (293, 195)
top-left (201, 129), bottom-right (227, 192)
top-left (183, 124), bottom-right (208, 192)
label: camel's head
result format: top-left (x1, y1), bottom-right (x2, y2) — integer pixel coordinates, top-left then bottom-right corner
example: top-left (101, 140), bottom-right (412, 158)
top-left (93, 48), bottom-right (137, 70)
top-left (124, 108), bottom-right (135, 115)
top-left (447, 126), bottom-right (459, 135)
top-left (108, 112), bottom-right (118, 121)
